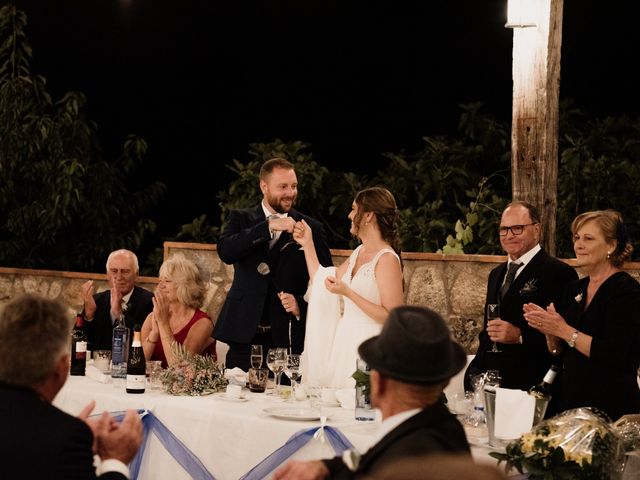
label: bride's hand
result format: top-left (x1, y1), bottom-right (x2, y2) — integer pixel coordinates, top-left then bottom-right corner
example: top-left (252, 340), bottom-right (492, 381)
top-left (293, 220), bottom-right (312, 247)
top-left (325, 275), bottom-right (349, 296)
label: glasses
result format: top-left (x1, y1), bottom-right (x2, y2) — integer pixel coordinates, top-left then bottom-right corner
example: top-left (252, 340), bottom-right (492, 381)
top-left (499, 223), bottom-right (538, 236)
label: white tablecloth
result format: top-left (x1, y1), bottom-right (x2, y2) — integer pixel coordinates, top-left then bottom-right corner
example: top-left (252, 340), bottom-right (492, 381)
top-left (54, 376), bottom-right (382, 480)
top-left (53, 376), bottom-right (499, 479)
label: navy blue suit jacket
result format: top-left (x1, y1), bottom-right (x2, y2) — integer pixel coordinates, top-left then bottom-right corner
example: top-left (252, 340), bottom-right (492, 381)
top-left (84, 285), bottom-right (154, 351)
top-left (0, 383), bottom-right (127, 479)
top-left (214, 205), bottom-right (332, 353)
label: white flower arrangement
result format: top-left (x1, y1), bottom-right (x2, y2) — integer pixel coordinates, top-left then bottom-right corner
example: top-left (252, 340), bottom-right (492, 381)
top-left (491, 407), bottom-right (626, 480)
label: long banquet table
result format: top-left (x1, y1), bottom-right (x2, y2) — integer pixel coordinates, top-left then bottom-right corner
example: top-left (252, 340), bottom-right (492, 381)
top-left (53, 376), bottom-right (499, 480)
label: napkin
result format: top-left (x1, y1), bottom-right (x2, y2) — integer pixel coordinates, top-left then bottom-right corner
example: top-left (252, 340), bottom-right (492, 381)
top-left (494, 387), bottom-right (536, 440)
top-left (224, 367), bottom-right (247, 386)
top-left (85, 364), bottom-right (109, 383)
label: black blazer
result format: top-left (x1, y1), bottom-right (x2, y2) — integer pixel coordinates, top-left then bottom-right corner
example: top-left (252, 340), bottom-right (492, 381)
top-left (465, 249), bottom-right (578, 392)
top-left (558, 272), bottom-right (640, 421)
top-left (323, 401), bottom-right (470, 479)
top-left (214, 205), bottom-right (332, 352)
top-left (0, 383), bottom-right (127, 480)
top-left (84, 285), bottom-right (154, 351)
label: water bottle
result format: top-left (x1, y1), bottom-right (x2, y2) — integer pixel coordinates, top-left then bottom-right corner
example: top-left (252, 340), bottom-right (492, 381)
top-left (111, 314), bottom-right (130, 379)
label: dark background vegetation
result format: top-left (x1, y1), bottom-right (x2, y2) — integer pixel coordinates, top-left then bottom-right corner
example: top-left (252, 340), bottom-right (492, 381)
top-left (2, 1), bottom-right (640, 274)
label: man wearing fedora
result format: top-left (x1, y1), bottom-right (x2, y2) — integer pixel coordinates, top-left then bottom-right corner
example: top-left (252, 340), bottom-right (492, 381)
top-left (273, 305), bottom-right (470, 480)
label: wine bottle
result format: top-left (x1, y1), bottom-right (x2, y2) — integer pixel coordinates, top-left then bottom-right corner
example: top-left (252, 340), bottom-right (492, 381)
top-left (70, 314), bottom-right (87, 376)
top-left (126, 326), bottom-right (146, 394)
top-left (111, 314), bottom-right (130, 379)
top-left (529, 365), bottom-right (559, 399)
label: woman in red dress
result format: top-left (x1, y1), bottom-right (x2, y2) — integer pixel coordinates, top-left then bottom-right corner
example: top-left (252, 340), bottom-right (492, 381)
top-left (141, 254), bottom-right (216, 367)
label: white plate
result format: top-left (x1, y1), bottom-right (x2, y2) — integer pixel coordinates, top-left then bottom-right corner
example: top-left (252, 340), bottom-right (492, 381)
top-left (318, 401), bottom-right (341, 408)
top-left (263, 407), bottom-right (325, 421)
top-left (218, 393), bottom-right (249, 402)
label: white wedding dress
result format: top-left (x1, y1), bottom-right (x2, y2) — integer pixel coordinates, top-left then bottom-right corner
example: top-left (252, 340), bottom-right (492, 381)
top-left (301, 245), bottom-right (400, 388)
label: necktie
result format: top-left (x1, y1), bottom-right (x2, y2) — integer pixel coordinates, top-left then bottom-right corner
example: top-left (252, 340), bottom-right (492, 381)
top-left (500, 262), bottom-right (522, 299)
top-left (268, 215), bottom-right (281, 249)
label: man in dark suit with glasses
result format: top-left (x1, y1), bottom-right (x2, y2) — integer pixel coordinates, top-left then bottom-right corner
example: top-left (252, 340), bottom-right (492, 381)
top-left (464, 201), bottom-right (577, 395)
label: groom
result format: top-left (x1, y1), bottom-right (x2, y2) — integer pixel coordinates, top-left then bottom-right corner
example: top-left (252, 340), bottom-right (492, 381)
top-left (215, 157), bottom-right (332, 371)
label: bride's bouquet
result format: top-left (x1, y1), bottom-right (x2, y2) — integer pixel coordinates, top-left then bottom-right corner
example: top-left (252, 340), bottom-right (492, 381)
top-left (490, 407), bottom-right (627, 480)
top-left (161, 344), bottom-right (228, 396)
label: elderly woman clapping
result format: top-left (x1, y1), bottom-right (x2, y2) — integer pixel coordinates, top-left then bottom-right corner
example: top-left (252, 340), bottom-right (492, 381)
top-left (523, 210), bottom-right (640, 420)
top-left (141, 255), bottom-right (216, 368)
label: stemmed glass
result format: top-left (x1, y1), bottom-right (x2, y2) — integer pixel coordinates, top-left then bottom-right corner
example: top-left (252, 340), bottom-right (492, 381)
top-left (250, 344), bottom-right (263, 369)
top-left (487, 303), bottom-right (501, 353)
top-left (266, 348), bottom-right (286, 395)
top-left (283, 353), bottom-right (301, 402)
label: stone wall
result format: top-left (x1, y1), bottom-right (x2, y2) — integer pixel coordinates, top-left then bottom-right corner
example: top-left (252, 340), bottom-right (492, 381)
top-left (2, 241), bottom-right (640, 354)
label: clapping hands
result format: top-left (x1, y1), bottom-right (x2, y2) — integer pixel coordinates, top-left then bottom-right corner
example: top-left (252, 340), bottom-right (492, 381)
top-left (523, 302), bottom-right (568, 336)
top-left (80, 280), bottom-right (96, 320)
top-left (152, 289), bottom-right (171, 327)
top-left (78, 401), bottom-right (143, 464)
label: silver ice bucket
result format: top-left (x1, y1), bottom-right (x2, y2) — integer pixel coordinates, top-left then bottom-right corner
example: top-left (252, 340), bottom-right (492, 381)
top-left (484, 388), bottom-right (549, 448)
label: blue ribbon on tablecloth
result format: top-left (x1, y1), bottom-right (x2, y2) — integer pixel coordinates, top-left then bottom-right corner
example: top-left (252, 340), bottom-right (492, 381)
top-left (107, 409), bottom-right (215, 480)
top-left (240, 426), bottom-right (354, 480)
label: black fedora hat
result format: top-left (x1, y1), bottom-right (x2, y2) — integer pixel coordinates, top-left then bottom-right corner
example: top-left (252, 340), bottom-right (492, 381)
top-left (358, 305), bottom-right (467, 385)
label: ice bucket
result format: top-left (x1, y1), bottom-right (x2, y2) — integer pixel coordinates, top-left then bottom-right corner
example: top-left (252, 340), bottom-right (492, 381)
top-left (484, 388), bottom-right (549, 448)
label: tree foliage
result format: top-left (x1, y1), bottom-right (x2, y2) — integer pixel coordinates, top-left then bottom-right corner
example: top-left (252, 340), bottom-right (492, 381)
top-left (204, 104), bottom-right (511, 255)
top-left (5, 5), bottom-right (640, 272)
top-left (0, 5), bottom-right (165, 271)
top-left (556, 103), bottom-right (640, 257)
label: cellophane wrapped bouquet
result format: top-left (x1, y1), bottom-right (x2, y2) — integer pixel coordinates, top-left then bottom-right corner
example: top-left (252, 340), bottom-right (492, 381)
top-left (161, 343), bottom-right (228, 396)
top-left (491, 407), bottom-right (629, 480)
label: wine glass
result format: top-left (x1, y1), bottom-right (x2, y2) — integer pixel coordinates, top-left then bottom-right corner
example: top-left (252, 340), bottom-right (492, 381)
top-left (250, 344), bottom-right (263, 369)
top-left (283, 353), bottom-right (301, 401)
top-left (487, 303), bottom-right (501, 353)
top-left (266, 348), bottom-right (286, 395)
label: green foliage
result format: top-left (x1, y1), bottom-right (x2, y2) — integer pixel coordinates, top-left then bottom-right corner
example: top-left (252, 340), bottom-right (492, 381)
top-left (212, 104), bottom-right (511, 254)
top-left (0, 4), bottom-right (164, 271)
top-left (372, 103), bottom-right (510, 254)
top-left (352, 368), bottom-right (370, 397)
top-left (556, 105), bottom-right (640, 258)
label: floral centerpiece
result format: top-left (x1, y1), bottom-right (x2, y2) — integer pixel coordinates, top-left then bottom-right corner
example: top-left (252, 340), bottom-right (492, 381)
top-left (490, 407), bottom-right (626, 480)
top-left (161, 344), bottom-right (228, 396)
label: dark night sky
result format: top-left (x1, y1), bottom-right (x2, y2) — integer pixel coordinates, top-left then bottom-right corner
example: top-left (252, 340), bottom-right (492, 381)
top-left (10, 0), bottom-right (640, 237)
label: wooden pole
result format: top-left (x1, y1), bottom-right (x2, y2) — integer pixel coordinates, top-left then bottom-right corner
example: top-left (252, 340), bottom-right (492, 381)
top-left (510, 0), bottom-right (563, 255)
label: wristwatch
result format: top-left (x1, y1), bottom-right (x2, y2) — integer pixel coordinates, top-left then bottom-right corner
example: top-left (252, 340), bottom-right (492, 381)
top-left (568, 330), bottom-right (579, 348)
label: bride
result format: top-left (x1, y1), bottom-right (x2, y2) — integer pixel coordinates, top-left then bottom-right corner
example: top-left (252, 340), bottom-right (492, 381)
top-left (293, 187), bottom-right (404, 388)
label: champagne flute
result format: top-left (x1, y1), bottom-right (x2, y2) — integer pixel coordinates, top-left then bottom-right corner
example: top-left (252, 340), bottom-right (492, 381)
top-left (283, 353), bottom-right (301, 402)
top-left (487, 303), bottom-right (501, 353)
top-left (266, 348), bottom-right (286, 395)
top-left (250, 344), bottom-right (263, 369)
